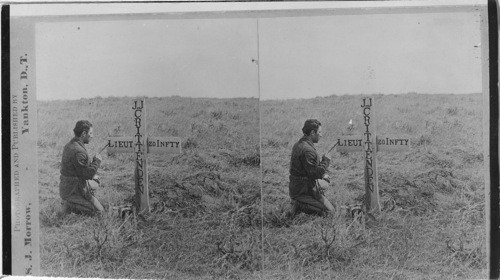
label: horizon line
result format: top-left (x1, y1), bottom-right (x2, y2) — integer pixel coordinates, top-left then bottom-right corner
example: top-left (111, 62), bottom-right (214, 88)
top-left (36, 91), bottom-right (483, 102)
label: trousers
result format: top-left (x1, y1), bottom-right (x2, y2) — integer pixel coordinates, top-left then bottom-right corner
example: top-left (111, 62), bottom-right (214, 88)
top-left (291, 194), bottom-right (331, 216)
top-left (62, 180), bottom-right (103, 216)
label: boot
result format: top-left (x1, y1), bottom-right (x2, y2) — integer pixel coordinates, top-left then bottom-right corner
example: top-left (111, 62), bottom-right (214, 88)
top-left (60, 200), bottom-right (72, 215)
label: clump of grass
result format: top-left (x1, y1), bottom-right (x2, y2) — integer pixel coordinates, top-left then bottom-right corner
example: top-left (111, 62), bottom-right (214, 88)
top-left (262, 210), bottom-right (365, 278)
top-left (264, 138), bottom-right (288, 148)
top-left (213, 215), bottom-right (262, 273)
top-left (446, 106), bottom-right (459, 116)
top-left (242, 153), bottom-right (260, 167)
top-left (210, 110), bottom-right (225, 120)
top-left (183, 137), bottom-right (198, 149)
top-left (219, 148), bottom-right (261, 167)
top-left (415, 134), bottom-right (432, 146)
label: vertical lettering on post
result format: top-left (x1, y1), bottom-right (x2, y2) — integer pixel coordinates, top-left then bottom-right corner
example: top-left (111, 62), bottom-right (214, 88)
top-left (361, 97), bottom-right (380, 213)
top-left (132, 99), bottom-right (150, 213)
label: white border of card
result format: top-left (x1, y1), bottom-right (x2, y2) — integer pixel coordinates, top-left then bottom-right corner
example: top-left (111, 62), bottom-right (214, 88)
top-left (6, 1), bottom-right (491, 279)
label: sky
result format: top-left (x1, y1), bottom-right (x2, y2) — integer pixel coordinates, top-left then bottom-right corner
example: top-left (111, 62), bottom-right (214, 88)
top-left (33, 4), bottom-right (483, 100)
top-left (36, 18), bottom-right (259, 100)
top-left (259, 12), bottom-right (482, 99)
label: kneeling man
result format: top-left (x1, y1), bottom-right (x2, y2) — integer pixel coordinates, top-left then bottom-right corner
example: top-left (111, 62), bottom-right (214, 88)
top-left (289, 119), bottom-right (335, 216)
top-left (59, 120), bottom-right (104, 216)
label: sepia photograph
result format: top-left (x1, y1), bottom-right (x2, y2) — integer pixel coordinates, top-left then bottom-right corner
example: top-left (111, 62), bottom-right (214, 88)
top-left (5, 1), bottom-right (494, 279)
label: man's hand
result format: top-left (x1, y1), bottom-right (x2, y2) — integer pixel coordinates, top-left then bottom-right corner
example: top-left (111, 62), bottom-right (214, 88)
top-left (88, 179), bottom-right (99, 190)
top-left (92, 174), bottom-right (100, 184)
top-left (322, 153), bottom-right (331, 161)
top-left (94, 153), bottom-right (102, 162)
top-left (322, 174), bottom-right (331, 183)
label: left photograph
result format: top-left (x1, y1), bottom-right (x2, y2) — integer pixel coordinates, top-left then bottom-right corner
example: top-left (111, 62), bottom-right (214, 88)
top-left (34, 14), bottom-right (261, 278)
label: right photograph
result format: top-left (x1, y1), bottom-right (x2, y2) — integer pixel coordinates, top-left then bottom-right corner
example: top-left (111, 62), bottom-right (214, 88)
top-left (259, 4), bottom-right (489, 279)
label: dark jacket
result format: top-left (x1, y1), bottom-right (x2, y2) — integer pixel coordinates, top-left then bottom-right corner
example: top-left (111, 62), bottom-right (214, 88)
top-left (59, 137), bottom-right (101, 200)
top-left (289, 136), bottom-right (330, 199)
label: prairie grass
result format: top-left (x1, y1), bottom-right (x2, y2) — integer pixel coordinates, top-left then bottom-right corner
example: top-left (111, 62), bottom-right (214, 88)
top-left (38, 93), bottom-right (487, 279)
top-left (260, 93), bottom-right (486, 279)
top-left (38, 96), bottom-right (261, 279)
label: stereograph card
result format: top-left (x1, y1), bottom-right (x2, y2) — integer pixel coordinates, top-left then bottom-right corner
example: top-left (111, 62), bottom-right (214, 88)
top-left (2, 1), bottom-right (497, 279)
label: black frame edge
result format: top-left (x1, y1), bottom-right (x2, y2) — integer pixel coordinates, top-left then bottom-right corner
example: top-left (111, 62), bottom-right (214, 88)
top-left (2, 3), bottom-right (12, 276)
top-left (488, 0), bottom-right (499, 279)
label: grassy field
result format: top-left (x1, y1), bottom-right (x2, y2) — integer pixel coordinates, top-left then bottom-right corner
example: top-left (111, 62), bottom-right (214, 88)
top-left (37, 93), bottom-right (487, 279)
top-left (261, 93), bottom-right (487, 279)
top-left (37, 96), bottom-right (262, 279)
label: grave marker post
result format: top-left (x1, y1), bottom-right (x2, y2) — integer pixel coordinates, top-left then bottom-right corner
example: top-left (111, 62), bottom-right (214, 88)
top-left (132, 99), bottom-right (149, 214)
top-left (335, 97), bottom-right (411, 214)
top-left (106, 99), bottom-right (183, 214)
top-left (361, 97), bottom-right (380, 214)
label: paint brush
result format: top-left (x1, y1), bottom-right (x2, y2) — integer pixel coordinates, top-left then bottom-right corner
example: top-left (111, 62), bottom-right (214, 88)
top-left (326, 141), bottom-right (339, 155)
top-left (98, 143), bottom-right (109, 155)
